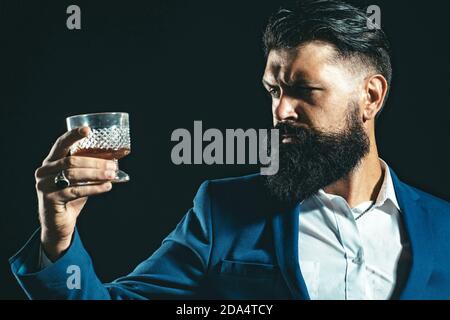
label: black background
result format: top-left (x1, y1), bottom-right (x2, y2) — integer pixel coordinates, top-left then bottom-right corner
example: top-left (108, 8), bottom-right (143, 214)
top-left (0, 0), bottom-right (449, 299)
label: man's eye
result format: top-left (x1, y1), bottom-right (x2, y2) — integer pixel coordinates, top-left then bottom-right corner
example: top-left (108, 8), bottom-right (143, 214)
top-left (268, 88), bottom-right (280, 98)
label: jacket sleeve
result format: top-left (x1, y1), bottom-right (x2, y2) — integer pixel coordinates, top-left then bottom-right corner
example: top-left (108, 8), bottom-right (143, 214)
top-left (9, 180), bottom-right (213, 300)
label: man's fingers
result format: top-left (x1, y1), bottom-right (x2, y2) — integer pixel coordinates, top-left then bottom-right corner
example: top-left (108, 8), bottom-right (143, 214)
top-left (36, 157), bottom-right (116, 178)
top-left (65, 168), bottom-right (116, 182)
top-left (37, 169), bottom-right (116, 191)
top-left (44, 127), bottom-right (90, 163)
top-left (50, 182), bottom-right (113, 202)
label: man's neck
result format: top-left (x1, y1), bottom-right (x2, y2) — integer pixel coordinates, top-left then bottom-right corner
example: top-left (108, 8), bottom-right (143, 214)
top-left (323, 151), bottom-right (385, 209)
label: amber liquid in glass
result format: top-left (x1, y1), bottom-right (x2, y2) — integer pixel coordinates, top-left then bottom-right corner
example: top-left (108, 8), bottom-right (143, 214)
top-left (72, 147), bottom-right (130, 160)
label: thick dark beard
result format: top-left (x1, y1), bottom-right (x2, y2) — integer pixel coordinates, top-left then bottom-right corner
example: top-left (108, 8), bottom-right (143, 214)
top-left (264, 104), bottom-right (370, 206)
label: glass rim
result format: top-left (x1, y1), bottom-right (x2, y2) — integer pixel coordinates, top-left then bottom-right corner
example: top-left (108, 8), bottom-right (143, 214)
top-left (66, 112), bottom-right (129, 121)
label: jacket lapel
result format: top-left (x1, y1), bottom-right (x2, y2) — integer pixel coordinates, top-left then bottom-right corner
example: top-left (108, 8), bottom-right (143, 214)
top-left (272, 202), bottom-right (310, 300)
top-left (390, 169), bottom-right (435, 299)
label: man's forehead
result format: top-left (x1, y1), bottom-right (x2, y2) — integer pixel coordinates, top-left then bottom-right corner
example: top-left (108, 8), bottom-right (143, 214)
top-left (263, 41), bottom-right (339, 83)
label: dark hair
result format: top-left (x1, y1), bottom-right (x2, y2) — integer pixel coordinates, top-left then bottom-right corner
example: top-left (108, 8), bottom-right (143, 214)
top-left (263, 0), bottom-right (392, 112)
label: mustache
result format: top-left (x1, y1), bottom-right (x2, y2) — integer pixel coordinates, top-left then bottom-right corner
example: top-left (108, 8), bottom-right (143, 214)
top-left (274, 121), bottom-right (316, 137)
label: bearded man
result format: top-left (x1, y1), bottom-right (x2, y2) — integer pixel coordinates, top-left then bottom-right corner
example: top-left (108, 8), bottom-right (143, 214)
top-left (10, 0), bottom-right (450, 300)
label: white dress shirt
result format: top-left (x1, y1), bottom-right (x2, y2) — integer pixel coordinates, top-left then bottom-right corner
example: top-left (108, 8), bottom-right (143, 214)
top-left (298, 160), bottom-right (408, 300)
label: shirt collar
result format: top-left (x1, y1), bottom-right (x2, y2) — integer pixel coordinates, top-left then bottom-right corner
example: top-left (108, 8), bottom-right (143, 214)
top-left (376, 159), bottom-right (400, 211)
top-left (314, 159), bottom-right (400, 212)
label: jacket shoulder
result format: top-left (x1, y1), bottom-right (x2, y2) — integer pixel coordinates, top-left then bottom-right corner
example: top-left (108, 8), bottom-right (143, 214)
top-left (199, 173), bottom-right (270, 214)
top-left (208, 173), bottom-right (262, 188)
top-left (402, 182), bottom-right (450, 214)
top-left (411, 186), bottom-right (449, 210)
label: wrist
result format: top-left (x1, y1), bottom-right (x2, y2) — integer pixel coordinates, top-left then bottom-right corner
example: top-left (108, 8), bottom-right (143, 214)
top-left (40, 228), bottom-right (73, 261)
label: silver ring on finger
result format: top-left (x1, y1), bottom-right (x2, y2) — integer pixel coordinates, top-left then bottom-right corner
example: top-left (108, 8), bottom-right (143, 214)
top-left (54, 170), bottom-right (71, 189)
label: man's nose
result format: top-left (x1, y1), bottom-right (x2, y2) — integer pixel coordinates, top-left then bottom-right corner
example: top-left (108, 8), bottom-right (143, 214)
top-left (273, 95), bottom-right (299, 122)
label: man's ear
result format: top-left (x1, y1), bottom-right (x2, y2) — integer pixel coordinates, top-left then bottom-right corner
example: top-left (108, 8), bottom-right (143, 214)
top-left (363, 74), bottom-right (388, 121)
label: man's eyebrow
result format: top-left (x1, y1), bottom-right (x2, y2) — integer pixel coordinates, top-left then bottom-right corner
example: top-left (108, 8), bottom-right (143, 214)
top-left (262, 78), bottom-right (276, 87)
top-left (288, 75), bottom-right (314, 86)
top-left (288, 76), bottom-right (324, 89)
top-left (263, 76), bottom-right (323, 89)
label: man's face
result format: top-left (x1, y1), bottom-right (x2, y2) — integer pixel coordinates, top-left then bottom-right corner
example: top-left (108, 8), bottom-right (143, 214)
top-left (263, 41), bottom-right (364, 134)
top-left (262, 41), bottom-right (371, 205)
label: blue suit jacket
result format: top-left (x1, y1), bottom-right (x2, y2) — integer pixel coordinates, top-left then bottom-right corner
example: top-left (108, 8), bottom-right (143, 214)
top-left (9, 169), bottom-right (450, 300)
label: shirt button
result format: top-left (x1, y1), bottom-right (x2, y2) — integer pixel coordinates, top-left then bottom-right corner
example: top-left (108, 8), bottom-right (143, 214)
top-left (352, 256), bottom-right (363, 264)
top-left (352, 250), bottom-right (364, 265)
